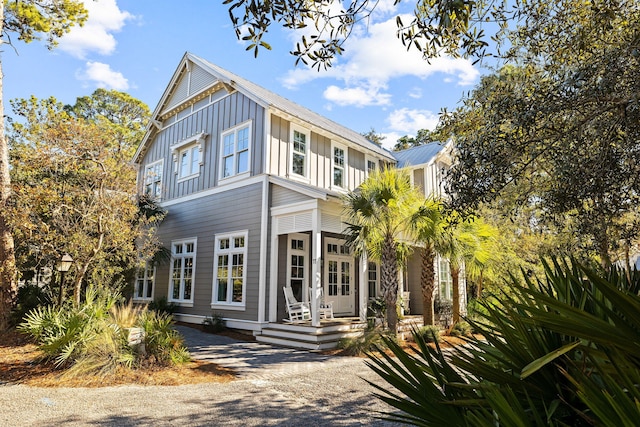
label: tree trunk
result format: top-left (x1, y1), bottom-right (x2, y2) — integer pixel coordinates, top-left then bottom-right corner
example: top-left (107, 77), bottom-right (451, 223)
top-left (451, 266), bottom-right (461, 325)
top-left (476, 269), bottom-right (484, 299)
top-left (421, 245), bottom-right (435, 326)
top-left (381, 234), bottom-right (399, 335)
top-left (0, 2), bottom-right (18, 331)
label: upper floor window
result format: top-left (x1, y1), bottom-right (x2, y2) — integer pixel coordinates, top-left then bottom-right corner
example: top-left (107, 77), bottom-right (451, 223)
top-left (221, 122), bottom-right (251, 179)
top-left (366, 156), bottom-right (377, 177)
top-left (332, 142), bottom-right (347, 189)
top-left (179, 145), bottom-right (200, 179)
top-left (212, 231), bottom-right (248, 307)
top-left (290, 126), bottom-right (309, 179)
top-left (169, 238), bottom-right (197, 304)
top-left (171, 132), bottom-right (206, 182)
top-left (144, 160), bottom-right (163, 199)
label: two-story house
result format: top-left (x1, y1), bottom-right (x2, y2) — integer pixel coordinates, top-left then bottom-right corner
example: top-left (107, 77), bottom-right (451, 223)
top-left (133, 52), bottom-right (462, 349)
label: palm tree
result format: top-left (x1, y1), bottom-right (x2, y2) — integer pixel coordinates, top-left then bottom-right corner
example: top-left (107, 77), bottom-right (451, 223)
top-left (442, 215), bottom-right (496, 324)
top-left (343, 167), bottom-right (422, 334)
top-left (411, 198), bottom-right (447, 326)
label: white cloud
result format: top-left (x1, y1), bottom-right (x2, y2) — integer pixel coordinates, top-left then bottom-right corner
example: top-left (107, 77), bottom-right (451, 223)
top-left (77, 61), bottom-right (129, 90)
top-left (323, 85), bottom-right (392, 107)
top-left (387, 108), bottom-right (440, 133)
top-left (59, 0), bottom-right (134, 58)
top-left (281, 14), bottom-right (479, 107)
top-left (408, 87), bottom-right (423, 99)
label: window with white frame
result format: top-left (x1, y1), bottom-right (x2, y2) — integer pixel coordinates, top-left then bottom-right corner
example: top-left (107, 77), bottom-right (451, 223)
top-left (367, 261), bottom-right (379, 299)
top-left (221, 123), bottom-right (251, 179)
top-left (438, 257), bottom-right (453, 300)
top-left (178, 144), bottom-right (200, 179)
top-left (134, 262), bottom-right (155, 301)
top-left (290, 126), bottom-right (309, 178)
top-left (366, 156), bottom-right (377, 177)
top-left (144, 160), bottom-right (163, 199)
top-left (171, 133), bottom-right (206, 181)
top-left (213, 231), bottom-right (248, 306)
top-left (332, 142), bottom-right (347, 189)
top-left (169, 239), bottom-right (197, 303)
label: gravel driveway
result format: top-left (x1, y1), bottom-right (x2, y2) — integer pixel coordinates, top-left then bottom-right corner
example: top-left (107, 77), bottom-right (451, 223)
top-left (0, 326), bottom-right (404, 426)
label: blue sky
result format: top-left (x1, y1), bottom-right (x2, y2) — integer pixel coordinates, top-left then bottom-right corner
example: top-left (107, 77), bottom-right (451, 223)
top-left (4, 0), bottom-right (486, 150)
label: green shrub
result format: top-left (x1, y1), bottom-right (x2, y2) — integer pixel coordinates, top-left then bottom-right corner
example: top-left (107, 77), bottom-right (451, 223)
top-left (10, 284), bottom-right (52, 326)
top-left (148, 296), bottom-right (177, 315)
top-left (338, 326), bottom-right (393, 356)
top-left (416, 325), bottom-right (441, 343)
top-left (139, 310), bottom-right (190, 365)
top-left (202, 312), bottom-right (226, 333)
top-left (366, 258), bottom-right (640, 426)
top-left (449, 321), bottom-right (473, 337)
top-left (19, 285), bottom-right (190, 376)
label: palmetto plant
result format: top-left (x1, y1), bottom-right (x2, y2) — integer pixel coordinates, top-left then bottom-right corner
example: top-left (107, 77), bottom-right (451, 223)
top-left (366, 258), bottom-right (640, 426)
top-left (19, 285), bottom-right (190, 375)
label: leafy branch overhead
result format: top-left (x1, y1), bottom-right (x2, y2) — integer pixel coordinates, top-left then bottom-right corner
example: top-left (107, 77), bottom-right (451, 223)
top-left (224, 0), bottom-right (521, 68)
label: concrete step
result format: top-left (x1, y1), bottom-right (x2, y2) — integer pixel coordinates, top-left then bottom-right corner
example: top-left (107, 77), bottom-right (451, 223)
top-left (255, 323), bottom-right (365, 350)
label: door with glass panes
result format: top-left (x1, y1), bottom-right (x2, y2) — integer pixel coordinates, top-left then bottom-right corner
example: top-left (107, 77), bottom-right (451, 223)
top-left (324, 237), bottom-right (355, 315)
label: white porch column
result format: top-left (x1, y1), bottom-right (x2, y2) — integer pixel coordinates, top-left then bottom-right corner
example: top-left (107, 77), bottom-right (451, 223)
top-left (359, 253), bottom-right (368, 322)
top-left (268, 228), bottom-right (279, 323)
top-left (311, 207), bottom-right (321, 327)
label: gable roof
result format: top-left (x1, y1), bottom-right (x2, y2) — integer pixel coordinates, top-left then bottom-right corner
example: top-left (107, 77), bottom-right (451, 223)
top-left (393, 142), bottom-right (449, 168)
top-left (134, 52), bottom-right (395, 163)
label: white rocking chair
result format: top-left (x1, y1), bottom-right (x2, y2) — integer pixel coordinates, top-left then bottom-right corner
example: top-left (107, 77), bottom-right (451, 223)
top-left (309, 287), bottom-right (334, 320)
top-left (283, 287), bottom-right (311, 323)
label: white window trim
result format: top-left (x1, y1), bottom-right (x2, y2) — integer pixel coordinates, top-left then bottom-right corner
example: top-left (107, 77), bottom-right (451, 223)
top-left (331, 141), bottom-right (348, 191)
top-left (133, 263), bottom-right (156, 302)
top-left (286, 233), bottom-right (309, 303)
top-left (289, 125), bottom-right (310, 182)
top-left (168, 237), bottom-right (197, 305)
top-left (219, 121), bottom-right (252, 182)
top-left (438, 255), bottom-right (453, 301)
top-left (211, 230), bottom-right (248, 309)
top-left (365, 155), bottom-right (377, 178)
top-left (171, 132), bottom-right (207, 182)
top-left (144, 159), bottom-right (164, 200)
top-left (367, 261), bottom-right (380, 300)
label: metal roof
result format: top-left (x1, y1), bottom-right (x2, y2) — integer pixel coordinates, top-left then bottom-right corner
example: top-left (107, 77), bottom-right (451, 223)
top-left (393, 142), bottom-right (446, 167)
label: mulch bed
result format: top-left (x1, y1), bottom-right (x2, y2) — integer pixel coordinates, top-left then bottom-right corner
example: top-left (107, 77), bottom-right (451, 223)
top-left (0, 329), bottom-right (235, 388)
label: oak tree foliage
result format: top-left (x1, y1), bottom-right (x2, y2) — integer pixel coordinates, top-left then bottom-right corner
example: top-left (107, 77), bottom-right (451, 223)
top-left (7, 92), bottom-right (158, 306)
top-left (0, 0), bottom-right (88, 329)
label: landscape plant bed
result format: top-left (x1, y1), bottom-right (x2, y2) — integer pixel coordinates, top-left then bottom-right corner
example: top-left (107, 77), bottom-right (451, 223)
top-left (0, 330), bottom-right (235, 388)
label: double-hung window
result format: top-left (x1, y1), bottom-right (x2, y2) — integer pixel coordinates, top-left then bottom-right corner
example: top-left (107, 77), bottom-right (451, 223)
top-left (212, 231), bottom-right (248, 308)
top-left (290, 126), bottom-right (309, 179)
top-left (171, 132), bottom-right (206, 181)
top-left (221, 122), bottom-right (251, 179)
top-left (332, 142), bottom-right (347, 190)
top-left (144, 160), bottom-right (163, 199)
top-left (169, 239), bottom-right (197, 304)
top-left (134, 263), bottom-right (155, 301)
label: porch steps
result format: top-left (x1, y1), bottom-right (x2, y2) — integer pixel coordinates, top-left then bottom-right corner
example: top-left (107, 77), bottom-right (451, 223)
top-left (255, 320), bottom-right (366, 351)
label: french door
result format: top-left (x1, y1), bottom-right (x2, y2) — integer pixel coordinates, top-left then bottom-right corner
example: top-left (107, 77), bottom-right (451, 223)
top-left (324, 238), bottom-right (355, 315)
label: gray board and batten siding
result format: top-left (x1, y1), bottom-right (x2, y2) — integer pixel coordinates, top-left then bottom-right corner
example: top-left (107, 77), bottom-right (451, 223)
top-left (140, 89), bottom-right (266, 201)
top-left (153, 182), bottom-right (265, 322)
